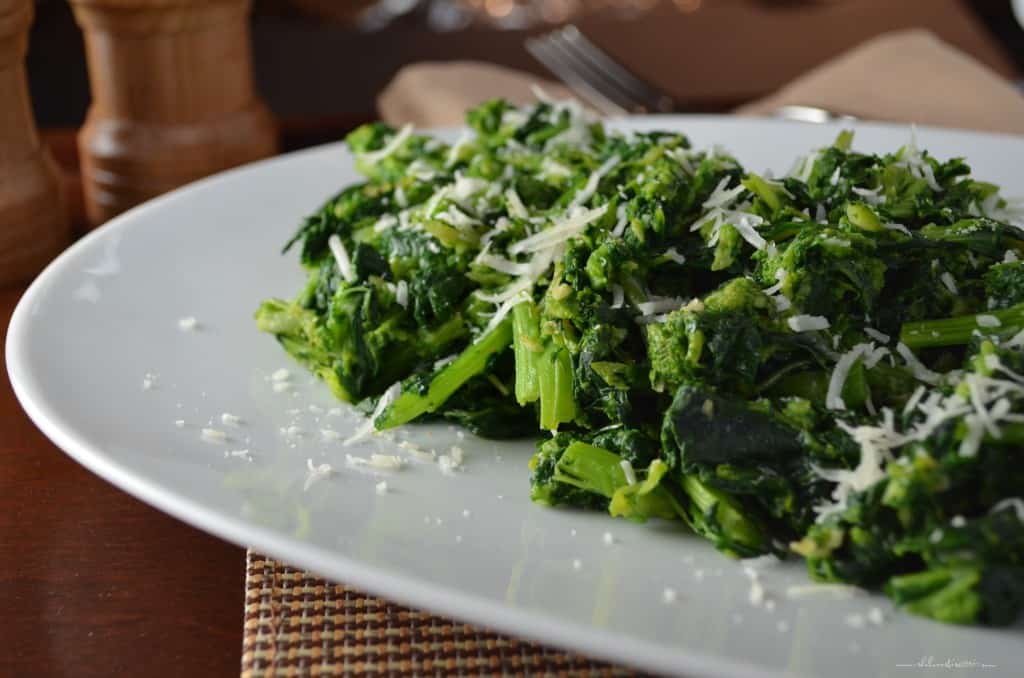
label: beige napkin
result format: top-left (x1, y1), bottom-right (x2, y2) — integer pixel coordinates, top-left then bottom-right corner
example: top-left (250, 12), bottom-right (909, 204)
top-left (379, 61), bottom-right (573, 128)
top-left (378, 29), bottom-right (1024, 134)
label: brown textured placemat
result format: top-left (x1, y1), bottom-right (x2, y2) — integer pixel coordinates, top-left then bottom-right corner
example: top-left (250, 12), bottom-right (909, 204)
top-left (241, 551), bottom-right (639, 677)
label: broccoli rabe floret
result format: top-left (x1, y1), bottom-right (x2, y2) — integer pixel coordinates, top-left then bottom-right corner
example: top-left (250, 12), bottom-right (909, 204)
top-left (256, 278), bottom-right (468, 404)
top-left (984, 260), bottom-right (1024, 310)
top-left (347, 123), bottom-right (443, 182)
top-left (774, 227), bottom-right (887, 318)
top-left (646, 278), bottom-right (779, 395)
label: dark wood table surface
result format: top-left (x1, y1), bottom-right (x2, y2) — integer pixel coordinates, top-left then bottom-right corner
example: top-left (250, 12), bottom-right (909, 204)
top-left (4, 2), bottom-right (1022, 676)
top-left (0, 287), bottom-right (245, 677)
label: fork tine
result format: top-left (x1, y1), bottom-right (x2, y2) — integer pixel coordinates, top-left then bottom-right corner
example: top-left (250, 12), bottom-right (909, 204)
top-left (542, 30), bottom-right (647, 113)
top-left (526, 36), bottom-right (631, 116)
top-left (541, 35), bottom-right (643, 114)
top-left (558, 25), bottom-right (676, 113)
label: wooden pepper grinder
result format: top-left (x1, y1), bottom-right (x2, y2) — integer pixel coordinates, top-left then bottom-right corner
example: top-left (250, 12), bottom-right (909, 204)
top-left (69, 0), bottom-right (278, 226)
top-left (0, 0), bottom-right (70, 285)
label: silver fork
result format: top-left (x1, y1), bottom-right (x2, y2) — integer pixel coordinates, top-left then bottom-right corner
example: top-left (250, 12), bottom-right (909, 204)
top-left (526, 25), bottom-right (854, 123)
top-left (526, 25), bottom-right (675, 116)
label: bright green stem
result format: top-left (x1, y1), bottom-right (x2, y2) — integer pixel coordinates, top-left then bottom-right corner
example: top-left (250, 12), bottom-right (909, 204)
top-left (679, 475), bottom-right (769, 558)
top-left (609, 459), bottom-right (681, 522)
top-left (375, 318), bottom-right (513, 429)
top-left (512, 300), bottom-right (542, 405)
top-left (885, 567), bottom-right (982, 625)
top-left (255, 298), bottom-right (311, 336)
top-left (511, 297), bottom-right (576, 430)
top-left (553, 443), bottom-right (679, 521)
top-left (846, 202), bottom-right (884, 232)
top-left (423, 219), bottom-right (480, 249)
top-left (767, 361), bottom-right (919, 409)
top-left (768, 364), bottom-right (867, 410)
top-left (538, 343), bottom-right (577, 432)
top-left (899, 303), bottom-right (1024, 349)
top-left (742, 173), bottom-right (783, 214)
top-left (257, 300), bottom-right (349, 399)
top-left (553, 442), bottom-right (627, 497)
top-left (833, 129), bottom-right (854, 151)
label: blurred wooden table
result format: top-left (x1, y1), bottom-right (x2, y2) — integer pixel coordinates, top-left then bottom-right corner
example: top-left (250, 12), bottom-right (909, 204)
top-left (0, 288), bottom-right (245, 678)
top-left (4, 1), bottom-right (1022, 677)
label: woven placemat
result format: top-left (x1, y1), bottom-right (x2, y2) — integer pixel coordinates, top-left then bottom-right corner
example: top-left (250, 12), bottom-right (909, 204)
top-left (241, 551), bottom-right (639, 677)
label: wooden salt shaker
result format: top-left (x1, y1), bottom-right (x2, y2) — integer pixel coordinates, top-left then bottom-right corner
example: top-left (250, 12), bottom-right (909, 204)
top-left (69, 0), bottom-right (278, 226)
top-left (0, 0), bottom-right (70, 285)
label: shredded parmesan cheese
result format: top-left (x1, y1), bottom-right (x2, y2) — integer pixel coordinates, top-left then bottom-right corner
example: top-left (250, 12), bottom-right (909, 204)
top-left (827, 344), bottom-right (871, 410)
top-left (570, 155), bottom-right (620, 209)
top-left (991, 497), bottom-right (1024, 521)
top-left (619, 459), bottom-right (637, 486)
top-left (611, 203), bottom-right (629, 238)
top-left (896, 342), bottom-right (942, 385)
top-left (505, 188), bottom-right (529, 219)
top-left (328, 235), bottom-right (356, 283)
top-left (508, 204), bottom-right (609, 256)
top-left (304, 459), bottom-right (334, 491)
top-left (395, 280), bottom-right (409, 308)
top-left (663, 247), bottom-right (686, 264)
top-left (344, 382), bottom-right (401, 446)
top-left (788, 315), bottom-right (830, 332)
top-left (474, 248), bottom-right (533, 276)
top-left (636, 297), bottom-right (685, 316)
top-left (883, 222), bottom-right (912, 236)
top-left (864, 327), bottom-right (890, 344)
top-left (201, 428), bottom-right (227, 443)
top-left (611, 284), bottom-right (624, 309)
top-left (220, 413), bottom-right (243, 427)
top-left (361, 124), bottom-right (413, 166)
top-left (346, 453), bottom-right (404, 470)
top-left (940, 272), bottom-right (959, 295)
top-left (976, 314), bottom-right (1001, 328)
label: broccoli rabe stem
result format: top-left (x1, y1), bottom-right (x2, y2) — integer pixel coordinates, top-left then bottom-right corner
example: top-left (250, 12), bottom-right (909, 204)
top-left (899, 303), bottom-right (1024, 349)
top-left (553, 442), bottom-right (680, 521)
top-left (677, 475), bottom-right (771, 558)
top-left (846, 202), bottom-right (884, 232)
top-left (553, 442), bottom-right (628, 497)
top-left (255, 298), bottom-right (310, 336)
top-left (833, 129), bottom-right (854, 151)
top-left (538, 343), bottom-right (577, 432)
top-left (375, 318), bottom-right (512, 430)
top-left (512, 298), bottom-right (576, 430)
top-left (886, 567), bottom-right (983, 625)
top-left (512, 300), bottom-right (542, 405)
top-left (742, 173), bottom-right (784, 214)
top-left (766, 361), bottom-right (919, 409)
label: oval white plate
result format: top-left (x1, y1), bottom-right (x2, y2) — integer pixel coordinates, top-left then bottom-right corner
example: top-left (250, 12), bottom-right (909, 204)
top-left (9, 117), bottom-right (1024, 678)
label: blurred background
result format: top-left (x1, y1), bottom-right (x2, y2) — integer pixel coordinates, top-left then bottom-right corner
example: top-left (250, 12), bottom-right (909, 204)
top-left (28, 0), bottom-right (1024, 150)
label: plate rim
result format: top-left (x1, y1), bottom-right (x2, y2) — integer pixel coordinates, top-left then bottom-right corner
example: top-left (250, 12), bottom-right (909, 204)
top-left (9, 114), bottom-right (1024, 678)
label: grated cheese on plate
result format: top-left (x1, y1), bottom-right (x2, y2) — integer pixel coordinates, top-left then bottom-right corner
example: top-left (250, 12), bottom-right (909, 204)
top-left (788, 315), bottom-right (830, 332)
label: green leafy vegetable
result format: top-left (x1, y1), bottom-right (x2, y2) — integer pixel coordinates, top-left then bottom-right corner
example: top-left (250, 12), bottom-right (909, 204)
top-left (259, 99), bottom-right (1024, 626)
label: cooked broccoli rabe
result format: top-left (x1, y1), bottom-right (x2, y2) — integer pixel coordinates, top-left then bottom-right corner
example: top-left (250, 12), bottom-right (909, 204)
top-left (260, 97), bottom-right (1024, 626)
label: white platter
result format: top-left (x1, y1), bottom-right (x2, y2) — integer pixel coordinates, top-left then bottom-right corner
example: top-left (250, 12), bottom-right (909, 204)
top-left (9, 117), bottom-right (1024, 677)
